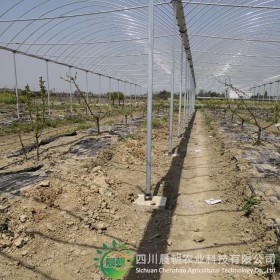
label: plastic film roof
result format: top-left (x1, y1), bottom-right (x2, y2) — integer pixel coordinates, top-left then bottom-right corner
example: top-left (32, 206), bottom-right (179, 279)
top-left (182, 0), bottom-right (280, 91)
top-left (0, 0), bottom-right (280, 92)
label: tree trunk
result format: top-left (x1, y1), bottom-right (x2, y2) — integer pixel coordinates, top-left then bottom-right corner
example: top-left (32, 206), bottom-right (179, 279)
top-left (18, 133), bottom-right (28, 161)
top-left (257, 127), bottom-right (262, 142)
top-left (64, 93), bottom-right (67, 113)
top-left (125, 115), bottom-right (128, 125)
top-left (35, 134), bottom-right (40, 161)
top-left (223, 109), bottom-right (227, 118)
top-left (77, 93), bottom-right (81, 104)
top-left (85, 101), bottom-right (88, 115)
top-left (96, 117), bottom-right (100, 135)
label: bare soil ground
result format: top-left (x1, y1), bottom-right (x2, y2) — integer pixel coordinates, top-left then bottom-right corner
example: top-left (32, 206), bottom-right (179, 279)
top-left (0, 110), bottom-right (279, 280)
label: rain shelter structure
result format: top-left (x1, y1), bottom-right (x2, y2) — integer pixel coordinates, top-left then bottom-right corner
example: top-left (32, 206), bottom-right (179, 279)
top-left (0, 0), bottom-right (280, 198)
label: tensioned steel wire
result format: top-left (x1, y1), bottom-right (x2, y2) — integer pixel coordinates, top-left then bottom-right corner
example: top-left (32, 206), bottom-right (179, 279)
top-left (0, 0), bottom-right (186, 91)
top-left (181, 0), bottom-right (280, 94)
top-left (1, 0), bottom-right (280, 95)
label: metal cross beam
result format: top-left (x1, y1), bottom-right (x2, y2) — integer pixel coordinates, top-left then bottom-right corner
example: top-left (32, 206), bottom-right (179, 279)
top-left (172, 0), bottom-right (196, 87)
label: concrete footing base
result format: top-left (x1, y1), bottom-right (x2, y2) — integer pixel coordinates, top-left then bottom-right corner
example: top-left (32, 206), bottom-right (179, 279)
top-left (133, 194), bottom-right (167, 210)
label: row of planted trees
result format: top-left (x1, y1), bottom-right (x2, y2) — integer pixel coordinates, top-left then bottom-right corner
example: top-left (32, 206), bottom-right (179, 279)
top-left (0, 84), bottom-right (139, 119)
top-left (16, 73), bottom-right (143, 161)
top-left (7, 72), bottom-right (186, 163)
top-left (203, 81), bottom-right (280, 144)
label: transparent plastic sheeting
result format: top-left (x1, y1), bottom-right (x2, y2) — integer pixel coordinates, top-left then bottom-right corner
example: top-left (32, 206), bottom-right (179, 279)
top-left (182, 0), bottom-right (280, 94)
top-left (0, 0), bottom-right (280, 94)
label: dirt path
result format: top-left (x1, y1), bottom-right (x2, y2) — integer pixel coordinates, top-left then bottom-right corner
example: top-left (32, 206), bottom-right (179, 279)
top-left (160, 111), bottom-right (223, 280)
top-left (157, 111), bottom-right (271, 280)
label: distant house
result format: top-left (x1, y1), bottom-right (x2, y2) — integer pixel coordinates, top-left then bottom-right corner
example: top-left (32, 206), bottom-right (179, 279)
top-left (226, 88), bottom-right (249, 99)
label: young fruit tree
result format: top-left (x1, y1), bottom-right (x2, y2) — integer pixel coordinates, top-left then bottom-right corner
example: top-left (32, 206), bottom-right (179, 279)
top-left (221, 77), bottom-right (280, 144)
top-left (61, 72), bottom-right (109, 135)
top-left (107, 92), bottom-right (124, 107)
top-left (117, 105), bottom-right (135, 125)
top-left (17, 84), bottom-right (33, 161)
top-left (23, 77), bottom-right (47, 160)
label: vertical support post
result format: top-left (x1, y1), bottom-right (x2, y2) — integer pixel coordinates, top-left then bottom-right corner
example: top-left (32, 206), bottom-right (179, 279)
top-left (130, 83), bottom-right (132, 107)
top-left (69, 66), bottom-right (73, 114)
top-left (177, 41), bottom-right (183, 137)
top-left (187, 65), bottom-right (190, 115)
top-left (192, 78), bottom-right (195, 113)
top-left (123, 82), bottom-right (126, 104)
top-left (191, 78), bottom-right (194, 114)
top-left (193, 78), bottom-right (196, 112)
top-left (117, 79), bottom-right (120, 106)
top-left (138, 85), bottom-right (140, 102)
top-left (145, 0), bottom-right (154, 200)
top-left (183, 57), bottom-right (188, 127)
top-left (123, 82), bottom-right (125, 106)
top-left (109, 77), bottom-right (111, 106)
top-left (189, 78), bottom-right (192, 115)
top-left (129, 83), bottom-right (132, 104)
top-left (85, 71), bottom-right (89, 114)
top-left (277, 81), bottom-right (280, 102)
top-left (263, 84), bottom-right (265, 102)
top-left (225, 78), bottom-right (228, 99)
top-left (258, 86), bottom-right (260, 101)
top-left (138, 85), bottom-right (141, 104)
top-left (13, 52), bottom-right (20, 119)
top-left (134, 84), bottom-right (137, 106)
top-left (98, 74), bottom-right (101, 105)
top-left (269, 83), bottom-right (272, 102)
top-left (46, 60), bottom-right (51, 116)
top-left (168, 0), bottom-right (177, 155)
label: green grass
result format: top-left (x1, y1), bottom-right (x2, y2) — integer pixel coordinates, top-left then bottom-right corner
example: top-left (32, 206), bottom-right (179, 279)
top-left (142, 118), bottom-right (162, 129)
top-left (0, 115), bottom-right (92, 137)
top-left (152, 118), bottom-right (162, 129)
top-left (243, 198), bottom-right (261, 216)
top-left (0, 92), bottom-right (27, 104)
top-left (195, 103), bottom-right (205, 110)
top-left (118, 134), bottom-right (137, 142)
top-left (75, 123), bottom-right (94, 131)
top-left (204, 113), bottom-right (214, 129)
